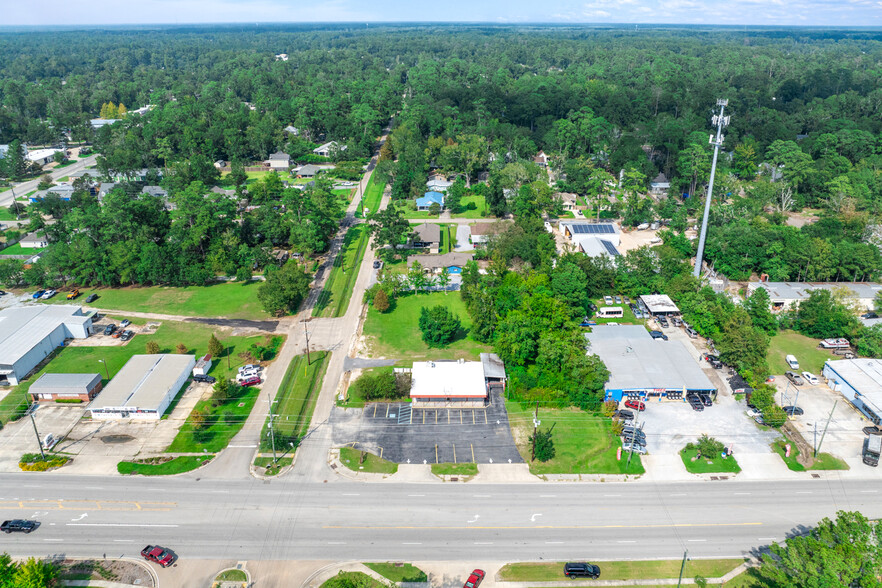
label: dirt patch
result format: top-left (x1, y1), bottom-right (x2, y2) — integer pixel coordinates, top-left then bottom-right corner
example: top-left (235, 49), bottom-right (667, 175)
top-left (61, 558), bottom-right (154, 586)
top-left (100, 434), bottom-right (135, 444)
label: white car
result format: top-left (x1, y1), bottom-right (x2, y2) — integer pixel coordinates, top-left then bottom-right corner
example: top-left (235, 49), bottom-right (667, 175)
top-left (120, 319), bottom-right (131, 328)
top-left (603, 296), bottom-right (613, 305)
top-left (41, 289), bottom-right (57, 299)
top-left (802, 371), bottom-right (819, 385)
top-left (237, 369), bottom-right (260, 381)
top-left (622, 443), bottom-right (646, 455)
top-left (238, 364), bottom-right (261, 373)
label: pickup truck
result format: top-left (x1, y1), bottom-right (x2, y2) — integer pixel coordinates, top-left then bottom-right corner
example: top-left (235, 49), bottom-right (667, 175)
top-left (863, 435), bottom-right (882, 467)
top-left (141, 545), bottom-right (176, 567)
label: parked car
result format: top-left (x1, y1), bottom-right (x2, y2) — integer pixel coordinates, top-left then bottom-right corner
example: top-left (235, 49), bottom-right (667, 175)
top-left (66, 289), bottom-right (80, 299)
top-left (119, 330), bottom-right (134, 341)
top-left (464, 569), bottom-right (485, 588)
top-left (624, 399), bottom-right (646, 411)
top-left (657, 316), bottom-right (669, 328)
top-left (801, 371), bottom-right (819, 385)
top-left (564, 563), bottom-right (600, 579)
top-left (621, 426), bottom-right (646, 439)
top-left (671, 316), bottom-right (683, 327)
top-left (141, 545), bottom-right (176, 567)
top-left (239, 364), bottom-right (261, 373)
top-left (372, 260), bottom-right (382, 269)
top-left (687, 395), bottom-right (704, 411)
top-left (863, 426), bottom-right (882, 436)
top-left (239, 376), bottom-right (261, 386)
top-left (783, 405), bottom-right (804, 416)
top-left (622, 442), bottom-right (646, 454)
top-left (103, 324), bottom-right (117, 336)
top-left (193, 374), bottom-right (216, 384)
top-left (41, 289), bottom-right (57, 299)
top-left (862, 312), bottom-right (878, 319)
top-left (1, 519), bottom-right (37, 534)
top-left (85, 293), bottom-right (98, 303)
top-left (111, 329), bottom-right (123, 338)
top-left (603, 296), bottom-right (613, 305)
top-left (785, 371), bottom-right (805, 386)
top-left (120, 319), bottom-right (131, 328)
top-left (685, 326), bottom-right (698, 339)
top-left (237, 369), bottom-right (260, 380)
top-left (698, 393), bottom-right (713, 407)
top-left (613, 409), bottom-right (635, 421)
top-left (649, 330), bottom-right (668, 341)
top-left (614, 295), bottom-right (622, 304)
top-left (32, 290), bottom-right (45, 299)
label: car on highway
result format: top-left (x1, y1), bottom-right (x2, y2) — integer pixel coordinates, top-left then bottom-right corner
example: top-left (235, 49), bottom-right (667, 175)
top-left (41, 289), bottom-right (57, 299)
top-left (239, 376), bottom-right (261, 386)
top-left (141, 545), bottom-right (176, 567)
top-left (801, 371), bottom-right (819, 385)
top-left (119, 330), bottom-right (134, 341)
top-left (1, 519), bottom-right (37, 533)
top-left (67, 289), bottom-right (80, 299)
top-left (85, 293), bottom-right (98, 303)
top-left (564, 563), bottom-right (600, 578)
top-left (32, 290), bottom-right (45, 299)
top-left (783, 405), bottom-right (804, 416)
top-left (193, 374), bottom-right (216, 384)
top-left (103, 324), bottom-right (117, 336)
top-left (463, 569), bottom-right (485, 588)
top-left (624, 399), bottom-right (645, 411)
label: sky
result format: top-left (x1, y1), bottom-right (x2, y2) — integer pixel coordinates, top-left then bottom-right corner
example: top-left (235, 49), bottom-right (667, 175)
top-left (4, 0), bottom-right (882, 27)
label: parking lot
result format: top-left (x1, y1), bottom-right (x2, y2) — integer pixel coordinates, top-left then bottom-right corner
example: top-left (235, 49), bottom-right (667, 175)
top-left (330, 388), bottom-right (523, 464)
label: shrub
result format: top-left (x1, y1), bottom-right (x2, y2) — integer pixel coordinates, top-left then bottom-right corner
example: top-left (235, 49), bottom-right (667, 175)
top-left (696, 434), bottom-right (725, 459)
top-left (418, 305), bottom-right (461, 347)
top-left (373, 288), bottom-right (390, 313)
top-left (530, 427), bottom-right (555, 462)
top-left (601, 400), bottom-right (617, 417)
top-left (19, 454), bottom-right (69, 471)
top-left (145, 340), bottom-right (160, 354)
top-left (352, 370), bottom-right (408, 401)
top-left (55, 398), bottom-right (83, 404)
top-left (175, 343), bottom-right (188, 354)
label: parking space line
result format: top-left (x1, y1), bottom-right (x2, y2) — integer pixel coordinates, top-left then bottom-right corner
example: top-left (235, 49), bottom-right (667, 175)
top-left (471, 444), bottom-right (475, 462)
top-left (385, 404), bottom-right (389, 418)
top-left (410, 409), bottom-right (413, 425)
top-left (447, 409), bottom-right (450, 424)
top-left (435, 410), bottom-right (438, 424)
top-left (435, 444), bottom-right (439, 463)
top-left (453, 443), bottom-right (457, 463)
top-left (484, 409), bottom-right (488, 424)
top-left (473, 410), bottom-right (476, 424)
top-left (373, 404), bottom-right (378, 418)
top-left (460, 410), bottom-right (463, 424)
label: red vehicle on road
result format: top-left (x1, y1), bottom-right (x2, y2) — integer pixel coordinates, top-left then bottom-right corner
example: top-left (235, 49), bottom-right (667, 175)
top-left (464, 569), bottom-right (485, 588)
top-left (624, 399), bottom-right (645, 411)
top-left (141, 545), bottom-right (176, 567)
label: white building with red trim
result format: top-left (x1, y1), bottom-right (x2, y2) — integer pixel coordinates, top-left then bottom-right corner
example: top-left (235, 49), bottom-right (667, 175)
top-left (409, 355), bottom-right (505, 406)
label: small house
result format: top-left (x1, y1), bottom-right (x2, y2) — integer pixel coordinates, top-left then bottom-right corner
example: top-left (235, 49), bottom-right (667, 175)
top-left (267, 151), bottom-right (291, 171)
top-left (533, 151), bottom-right (549, 167)
top-left (416, 191), bottom-right (445, 212)
top-left (407, 252), bottom-right (474, 274)
top-left (20, 232), bottom-right (49, 249)
top-left (556, 192), bottom-right (579, 212)
top-left (650, 173), bottom-right (671, 196)
top-left (426, 178), bottom-right (453, 192)
top-left (411, 223), bottom-right (441, 253)
top-left (313, 141), bottom-right (346, 157)
top-left (296, 164), bottom-right (321, 178)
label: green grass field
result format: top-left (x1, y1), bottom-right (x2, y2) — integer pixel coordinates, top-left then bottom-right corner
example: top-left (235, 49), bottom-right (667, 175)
top-left (498, 559), bottom-right (744, 582)
top-left (356, 175), bottom-right (385, 218)
top-left (261, 352), bottom-right (330, 450)
top-left (364, 563), bottom-right (427, 583)
top-left (0, 208), bottom-right (16, 221)
top-left (680, 448), bottom-right (742, 474)
top-left (394, 195), bottom-right (489, 219)
top-left (117, 455), bottom-right (213, 476)
top-left (0, 320), bottom-right (275, 426)
top-left (590, 298), bottom-right (644, 325)
top-left (0, 242), bottom-right (43, 256)
top-left (322, 572), bottom-right (386, 588)
top-left (63, 282), bottom-right (267, 320)
top-left (339, 447), bottom-right (399, 474)
top-left (363, 291), bottom-right (492, 360)
top-left (313, 225), bottom-right (369, 317)
top-left (431, 462), bottom-right (478, 476)
top-left (767, 330), bottom-right (835, 375)
top-left (506, 401), bottom-right (645, 475)
top-left (771, 439), bottom-right (849, 471)
top-left (167, 384), bottom-right (260, 452)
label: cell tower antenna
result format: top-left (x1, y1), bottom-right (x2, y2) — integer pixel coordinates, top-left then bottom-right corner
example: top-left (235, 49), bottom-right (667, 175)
top-left (693, 99), bottom-right (730, 279)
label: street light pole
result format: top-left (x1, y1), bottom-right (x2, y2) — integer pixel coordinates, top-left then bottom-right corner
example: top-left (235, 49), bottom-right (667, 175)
top-left (267, 392), bottom-right (277, 463)
top-left (98, 359), bottom-right (109, 380)
top-left (693, 99), bottom-right (730, 279)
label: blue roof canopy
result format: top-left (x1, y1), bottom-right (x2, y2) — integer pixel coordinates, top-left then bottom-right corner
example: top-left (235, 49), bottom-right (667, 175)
top-left (416, 191), bottom-right (445, 207)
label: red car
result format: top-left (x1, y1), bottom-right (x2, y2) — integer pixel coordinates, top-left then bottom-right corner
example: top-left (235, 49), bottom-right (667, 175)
top-left (141, 545), bottom-right (176, 567)
top-left (464, 569), bottom-right (485, 588)
top-left (239, 376), bottom-right (261, 386)
top-left (624, 399), bottom-right (645, 411)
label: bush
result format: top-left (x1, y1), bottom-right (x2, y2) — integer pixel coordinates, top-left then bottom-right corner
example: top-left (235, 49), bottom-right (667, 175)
top-left (352, 370), bottom-right (409, 401)
top-left (175, 343), bottom-right (188, 354)
top-left (696, 434), bottom-right (725, 459)
top-left (145, 340), bottom-right (160, 354)
top-left (601, 400), bottom-right (617, 417)
top-left (530, 427), bottom-right (555, 462)
top-left (418, 305), bottom-right (461, 347)
top-left (373, 288), bottom-right (390, 313)
top-left (55, 398), bottom-right (83, 404)
top-left (19, 454), bottom-right (70, 471)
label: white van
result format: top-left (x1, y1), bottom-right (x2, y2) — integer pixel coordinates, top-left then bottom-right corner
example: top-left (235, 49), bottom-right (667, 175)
top-left (785, 354), bottom-right (800, 370)
top-left (597, 307), bottom-right (624, 318)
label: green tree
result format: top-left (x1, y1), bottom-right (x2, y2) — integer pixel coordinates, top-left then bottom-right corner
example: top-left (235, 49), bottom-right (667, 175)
top-left (407, 260), bottom-right (428, 294)
top-left (207, 333), bottom-right (224, 358)
top-left (0, 553), bottom-right (16, 586)
top-left (445, 178), bottom-right (465, 213)
top-left (531, 426), bottom-right (555, 462)
top-left (373, 287), bottom-right (391, 312)
top-left (428, 202), bottom-right (441, 216)
top-left (767, 140), bottom-right (814, 196)
top-left (368, 207), bottom-right (413, 261)
top-left (11, 557), bottom-right (59, 588)
top-left (258, 261), bottom-right (311, 316)
top-left (2, 140), bottom-right (27, 181)
top-left (796, 290), bottom-right (859, 339)
top-left (212, 378), bottom-right (231, 406)
top-left (418, 305), bottom-right (462, 347)
top-left (175, 343), bottom-right (188, 354)
top-left (733, 140), bottom-right (759, 179)
top-left (745, 287), bottom-right (777, 335)
top-left (551, 261), bottom-right (588, 311)
top-left (145, 340), bottom-right (161, 354)
top-left (229, 160), bottom-right (248, 195)
top-left (437, 267), bottom-right (451, 294)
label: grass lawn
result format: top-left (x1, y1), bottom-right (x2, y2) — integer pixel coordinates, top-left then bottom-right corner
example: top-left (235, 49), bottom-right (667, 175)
top-left (339, 447), bottom-right (399, 474)
top-left (363, 291), bottom-right (492, 360)
top-left (0, 208), bottom-right (16, 221)
top-left (313, 225), bottom-right (369, 318)
top-left (339, 366), bottom-right (399, 408)
top-left (357, 175), bottom-right (385, 218)
top-left (261, 352), bottom-right (330, 450)
top-left (431, 462), bottom-right (478, 476)
top-left (771, 439), bottom-right (849, 471)
top-left (680, 448), bottom-right (742, 474)
top-left (0, 242), bottom-right (43, 256)
top-left (452, 195), bottom-right (489, 218)
top-left (767, 330), bottom-right (834, 375)
top-left (506, 400), bottom-right (645, 475)
top-left (64, 282), bottom-right (268, 320)
top-left (364, 563), bottom-right (427, 583)
top-left (117, 455), bottom-right (213, 476)
top-left (0, 320), bottom-right (272, 426)
top-left (590, 298), bottom-right (644, 325)
top-left (254, 456), bottom-right (293, 476)
top-left (215, 570), bottom-right (248, 582)
top-left (322, 572), bottom-right (386, 588)
top-left (498, 559), bottom-right (745, 582)
top-left (167, 384), bottom-right (260, 452)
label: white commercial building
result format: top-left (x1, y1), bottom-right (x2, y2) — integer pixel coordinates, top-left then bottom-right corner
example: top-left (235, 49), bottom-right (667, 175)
top-left (639, 294), bottom-right (680, 316)
top-left (409, 355), bottom-right (505, 405)
top-left (0, 306), bottom-right (93, 386)
top-left (823, 358), bottom-right (882, 425)
top-left (747, 281), bottom-right (882, 313)
top-left (90, 354), bottom-right (195, 420)
top-left (26, 148), bottom-right (63, 165)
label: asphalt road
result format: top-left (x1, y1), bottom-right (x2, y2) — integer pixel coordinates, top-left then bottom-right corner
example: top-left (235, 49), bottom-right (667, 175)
top-left (0, 155), bottom-right (98, 207)
top-left (2, 474), bottom-right (881, 563)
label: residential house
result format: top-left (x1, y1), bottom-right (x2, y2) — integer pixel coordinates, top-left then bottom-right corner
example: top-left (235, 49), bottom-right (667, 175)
top-left (142, 186), bottom-right (175, 211)
top-left (313, 141), bottom-right (345, 157)
top-left (90, 119), bottom-right (120, 129)
top-left (69, 169), bottom-right (103, 180)
top-left (27, 149), bottom-right (62, 166)
top-left (416, 191), bottom-right (445, 212)
top-left (20, 232), bottom-right (49, 249)
top-left (296, 164), bottom-right (321, 178)
top-left (533, 151), bottom-right (549, 167)
top-left (556, 192), bottom-right (579, 212)
top-left (573, 236), bottom-right (621, 259)
top-left (267, 151), bottom-right (291, 171)
top-left (469, 221), bottom-right (510, 245)
top-left (283, 125), bottom-right (300, 136)
top-left (110, 169), bottom-right (157, 182)
top-left (411, 223), bottom-right (441, 253)
top-left (650, 173), bottom-right (671, 196)
top-left (30, 184), bottom-right (75, 202)
top-left (559, 221), bottom-right (620, 246)
top-left (211, 186), bottom-right (237, 199)
top-left (213, 159), bottom-right (226, 169)
top-left (426, 178), bottom-right (453, 192)
top-left (97, 183), bottom-right (118, 201)
top-left (407, 252), bottom-right (474, 274)
top-left (275, 53), bottom-right (289, 61)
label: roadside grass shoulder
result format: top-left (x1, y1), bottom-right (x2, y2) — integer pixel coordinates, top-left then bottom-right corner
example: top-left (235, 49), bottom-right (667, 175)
top-left (167, 384), bottom-right (260, 452)
top-left (117, 455), bottom-right (213, 476)
top-left (339, 447), bottom-right (398, 474)
top-left (771, 439), bottom-right (849, 471)
top-left (431, 462), bottom-right (478, 476)
top-left (767, 330), bottom-right (833, 375)
top-left (0, 208), bottom-right (16, 220)
top-left (363, 291), bottom-right (491, 360)
top-left (498, 559), bottom-right (745, 582)
top-left (0, 242), bottom-right (44, 256)
top-left (506, 401), bottom-right (644, 475)
top-left (680, 448), bottom-right (742, 474)
top-left (313, 224), bottom-right (369, 317)
top-left (357, 175), bottom-right (385, 218)
top-left (261, 352), bottom-right (330, 451)
top-left (364, 563), bottom-right (427, 583)
top-left (322, 572), bottom-right (387, 588)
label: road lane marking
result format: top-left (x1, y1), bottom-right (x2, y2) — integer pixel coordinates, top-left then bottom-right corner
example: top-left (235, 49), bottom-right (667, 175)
top-left (474, 542), bottom-right (493, 545)
top-left (796, 491), bottom-right (812, 494)
top-left (670, 493), bottom-right (687, 497)
top-left (603, 494), bottom-right (621, 497)
top-left (42, 539), bottom-right (63, 542)
top-left (402, 542), bottom-right (422, 545)
top-left (327, 542), bottom-right (346, 545)
top-left (545, 541), bottom-right (565, 544)
top-left (408, 495), bottom-right (425, 497)
top-left (342, 494), bottom-right (360, 496)
top-left (540, 495), bottom-right (557, 498)
top-left (734, 492), bottom-right (751, 495)
top-left (473, 495), bottom-right (492, 498)
top-left (617, 540), bottom-right (636, 543)
top-left (66, 523), bottom-right (179, 528)
top-left (113, 539), bottom-right (135, 542)
top-left (228, 445), bottom-right (258, 448)
top-left (758, 537), bottom-right (778, 541)
top-left (326, 522), bottom-right (763, 530)
top-left (860, 490), bottom-right (878, 493)
top-left (688, 539), bottom-right (707, 542)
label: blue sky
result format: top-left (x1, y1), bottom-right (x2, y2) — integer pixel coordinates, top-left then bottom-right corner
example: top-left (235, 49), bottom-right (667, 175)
top-left (6, 0), bottom-right (882, 26)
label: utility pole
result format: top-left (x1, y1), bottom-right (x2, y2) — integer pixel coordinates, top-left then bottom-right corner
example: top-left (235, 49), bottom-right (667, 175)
top-left (29, 409), bottom-right (45, 460)
top-left (693, 99), bottom-right (730, 279)
top-left (267, 392), bottom-right (277, 463)
top-left (626, 419), bottom-right (643, 468)
top-left (301, 319), bottom-right (311, 365)
top-left (816, 400), bottom-right (837, 457)
top-left (531, 401), bottom-right (540, 462)
top-left (677, 550), bottom-right (689, 588)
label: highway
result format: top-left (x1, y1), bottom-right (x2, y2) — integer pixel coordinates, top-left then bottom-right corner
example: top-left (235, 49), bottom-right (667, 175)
top-left (1, 474), bottom-right (881, 562)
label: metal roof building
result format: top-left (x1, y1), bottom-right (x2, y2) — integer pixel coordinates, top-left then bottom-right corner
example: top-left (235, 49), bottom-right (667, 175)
top-left (559, 221), bottom-right (620, 246)
top-left (748, 281), bottom-right (882, 313)
top-left (0, 306), bottom-right (92, 386)
top-left (30, 373), bottom-right (102, 402)
top-left (639, 294), bottom-right (680, 316)
top-left (823, 359), bottom-right (882, 425)
top-left (90, 354), bottom-right (195, 420)
top-left (410, 357), bottom-right (505, 405)
top-left (586, 325), bottom-right (715, 402)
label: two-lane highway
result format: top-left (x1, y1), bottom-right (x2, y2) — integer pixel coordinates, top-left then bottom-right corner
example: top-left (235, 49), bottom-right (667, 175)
top-left (2, 474), bottom-right (880, 562)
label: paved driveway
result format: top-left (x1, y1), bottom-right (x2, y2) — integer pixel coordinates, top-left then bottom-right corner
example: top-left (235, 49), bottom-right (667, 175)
top-left (454, 225), bottom-right (474, 252)
top-left (330, 388), bottom-right (523, 464)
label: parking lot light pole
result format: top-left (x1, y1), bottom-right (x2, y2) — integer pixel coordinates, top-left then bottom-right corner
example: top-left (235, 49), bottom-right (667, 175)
top-left (98, 359), bottom-right (109, 380)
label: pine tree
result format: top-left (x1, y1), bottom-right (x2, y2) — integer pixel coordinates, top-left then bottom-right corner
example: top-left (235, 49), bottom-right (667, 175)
top-left (207, 334), bottom-right (224, 358)
top-left (145, 340), bottom-right (160, 354)
top-left (373, 288), bottom-right (390, 312)
top-left (117, 102), bottom-right (127, 116)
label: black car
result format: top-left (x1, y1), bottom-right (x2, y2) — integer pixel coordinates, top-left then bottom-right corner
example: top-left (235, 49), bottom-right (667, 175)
top-left (688, 396), bottom-right (704, 411)
top-left (621, 434), bottom-right (646, 447)
top-left (863, 426), bottom-right (882, 436)
top-left (698, 393), bottom-right (713, 407)
top-left (85, 293), bottom-right (98, 303)
top-left (372, 260), bottom-right (381, 269)
top-left (193, 374), bottom-right (216, 384)
top-left (564, 563), bottom-right (600, 579)
top-left (103, 324), bottom-right (117, 336)
top-left (649, 330), bottom-right (668, 341)
top-left (614, 409), bottom-right (635, 421)
top-left (621, 425), bottom-right (645, 437)
top-left (1, 519), bottom-right (37, 533)
top-left (783, 405), bottom-right (804, 416)
top-left (119, 330), bottom-right (134, 341)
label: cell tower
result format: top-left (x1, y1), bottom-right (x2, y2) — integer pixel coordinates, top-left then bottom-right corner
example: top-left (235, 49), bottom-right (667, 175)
top-left (693, 99), bottom-right (730, 279)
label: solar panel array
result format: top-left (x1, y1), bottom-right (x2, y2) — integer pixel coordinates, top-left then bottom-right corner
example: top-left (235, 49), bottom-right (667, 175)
top-left (600, 239), bottom-right (621, 256)
top-left (569, 223), bottom-right (615, 235)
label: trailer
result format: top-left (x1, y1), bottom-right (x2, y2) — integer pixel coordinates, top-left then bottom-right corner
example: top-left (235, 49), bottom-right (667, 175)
top-left (820, 338), bottom-right (851, 350)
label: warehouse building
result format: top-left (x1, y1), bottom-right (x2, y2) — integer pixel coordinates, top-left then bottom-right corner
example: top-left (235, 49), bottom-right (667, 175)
top-left (29, 373), bottom-right (103, 402)
top-left (823, 359), bottom-right (882, 425)
top-left (90, 354), bottom-right (195, 420)
top-left (639, 294), bottom-right (680, 317)
top-left (0, 306), bottom-right (93, 386)
top-left (586, 325), bottom-right (715, 402)
top-left (409, 354), bottom-right (506, 406)
top-left (747, 281), bottom-right (882, 313)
